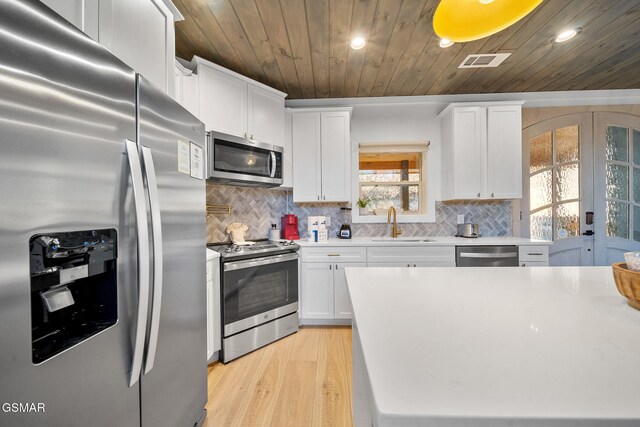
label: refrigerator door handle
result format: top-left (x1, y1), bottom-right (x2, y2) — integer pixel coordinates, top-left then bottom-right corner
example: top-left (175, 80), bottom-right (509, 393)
top-left (125, 139), bottom-right (151, 387)
top-left (141, 146), bottom-right (163, 374)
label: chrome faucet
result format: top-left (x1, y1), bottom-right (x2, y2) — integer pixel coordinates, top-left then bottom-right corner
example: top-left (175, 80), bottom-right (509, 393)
top-left (387, 206), bottom-right (402, 238)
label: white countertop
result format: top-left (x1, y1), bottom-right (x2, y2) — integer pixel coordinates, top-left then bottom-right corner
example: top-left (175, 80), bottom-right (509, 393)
top-left (346, 266), bottom-right (640, 426)
top-left (297, 236), bottom-right (550, 247)
top-left (206, 247), bottom-right (220, 260)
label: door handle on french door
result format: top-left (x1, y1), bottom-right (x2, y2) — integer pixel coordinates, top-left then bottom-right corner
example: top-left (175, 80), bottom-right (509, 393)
top-left (141, 146), bottom-right (163, 375)
top-left (582, 230), bottom-right (594, 236)
top-left (125, 139), bottom-right (151, 387)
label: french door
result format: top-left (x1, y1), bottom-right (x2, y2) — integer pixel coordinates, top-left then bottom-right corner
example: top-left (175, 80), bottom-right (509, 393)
top-left (522, 112), bottom-right (640, 266)
top-left (594, 113), bottom-right (640, 264)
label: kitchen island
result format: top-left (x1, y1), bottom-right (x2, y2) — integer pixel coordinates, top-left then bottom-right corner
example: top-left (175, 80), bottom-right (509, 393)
top-left (345, 267), bottom-right (640, 427)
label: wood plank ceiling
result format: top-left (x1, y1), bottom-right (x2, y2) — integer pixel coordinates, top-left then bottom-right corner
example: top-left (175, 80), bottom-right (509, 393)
top-left (174, 0), bottom-right (640, 99)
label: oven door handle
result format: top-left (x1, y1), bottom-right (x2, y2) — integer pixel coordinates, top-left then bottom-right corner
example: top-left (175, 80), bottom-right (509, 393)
top-left (224, 252), bottom-right (299, 271)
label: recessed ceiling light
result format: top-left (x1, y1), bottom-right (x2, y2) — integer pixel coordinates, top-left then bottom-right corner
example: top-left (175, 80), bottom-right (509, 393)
top-left (478, 0), bottom-right (494, 4)
top-left (555, 29), bottom-right (577, 43)
top-left (350, 37), bottom-right (366, 50)
top-left (439, 38), bottom-right (454, 48)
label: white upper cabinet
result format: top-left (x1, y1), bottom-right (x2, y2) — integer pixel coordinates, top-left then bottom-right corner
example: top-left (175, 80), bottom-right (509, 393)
top-left (198, 62), bottom-right (247, 137)
top-left (248, 85), bottom-right (285, 146)
top-left (173, 60), bottom-right (199, 117)
top-left (41, 0), bottom-right (181, 96)
top-left (282, 112), bottom-right (294, 188)
top-left (291, 112), bottom-right (321, 197)
top-left (440, 102), bottom-right (524, 200)
top-left (486, 105), bottom-right (523, 199)
top-left (39, 0), bottom-right (99, 39)
top-left (99, 0), bottom-right (176, 95)
top-left (192, 57), bottom-right (286, 147)
top-left (291, 109), bottom-right (352, 203)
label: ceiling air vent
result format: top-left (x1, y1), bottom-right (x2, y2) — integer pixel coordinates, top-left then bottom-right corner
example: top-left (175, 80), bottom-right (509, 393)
top-left (459, 53), bottom-right (511, 68)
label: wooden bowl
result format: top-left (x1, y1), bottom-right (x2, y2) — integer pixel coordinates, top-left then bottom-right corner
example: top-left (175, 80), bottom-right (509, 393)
top-left (612, 262), bottom-right (640, 310)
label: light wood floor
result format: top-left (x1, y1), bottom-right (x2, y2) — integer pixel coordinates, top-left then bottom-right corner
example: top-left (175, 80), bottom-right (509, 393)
top-left (204, 326), bottom-right (353, 427)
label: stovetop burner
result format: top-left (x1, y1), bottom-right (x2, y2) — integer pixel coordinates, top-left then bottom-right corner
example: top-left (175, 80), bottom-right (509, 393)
top-left (207, 239), bottom-right (300, 260)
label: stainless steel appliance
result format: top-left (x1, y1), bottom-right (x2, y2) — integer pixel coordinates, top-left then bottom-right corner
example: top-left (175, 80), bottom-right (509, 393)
top-left (456, 223), bottom-right (479, 238)
top-left (208, 240), bottom-right (299, 362)
top-left (208, 131), bottom-right (283, 187)
top-left (0, 2), bottom-right (207, 426)
top-left (456, 246), bottom-right (519, 267)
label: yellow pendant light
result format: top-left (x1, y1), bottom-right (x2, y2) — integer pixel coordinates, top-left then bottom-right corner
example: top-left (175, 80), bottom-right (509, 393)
top-left (433, 0), bottom-right (543, 43)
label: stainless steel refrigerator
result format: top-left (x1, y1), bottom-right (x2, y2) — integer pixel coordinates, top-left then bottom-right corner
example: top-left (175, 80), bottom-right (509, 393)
top-left (0, 1), bottom-right (207, 426)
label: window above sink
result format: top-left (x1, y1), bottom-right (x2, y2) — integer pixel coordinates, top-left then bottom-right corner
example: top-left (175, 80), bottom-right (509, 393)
top-left (353, 141), bottom-right (435, 224)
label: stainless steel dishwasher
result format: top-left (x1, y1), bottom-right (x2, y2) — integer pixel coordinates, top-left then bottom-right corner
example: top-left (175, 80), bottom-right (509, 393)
top-left (455, 246), bottom-right (519, 267)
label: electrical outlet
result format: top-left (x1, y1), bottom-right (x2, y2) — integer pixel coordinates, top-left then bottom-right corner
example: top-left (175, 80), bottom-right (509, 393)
top-left (325, 217), bottom-right (331, 227)
top-left (457, 214), bottom-right (465, 224)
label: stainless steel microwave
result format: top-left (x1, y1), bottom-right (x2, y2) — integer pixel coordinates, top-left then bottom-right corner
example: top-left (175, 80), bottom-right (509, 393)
top-left (207, 132), bottom-right (283, 187)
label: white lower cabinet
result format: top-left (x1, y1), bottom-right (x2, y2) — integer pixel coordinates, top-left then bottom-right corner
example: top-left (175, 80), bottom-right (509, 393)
top-left (206, 278), bottom-right (214, 359)
top-left (300, 263), bottom-right (334, 319)
top-left (367, 246), bottom-right (456, 267)
top-left (367, 262), bottom-right (445, 267)
top-left (334, 263), bottom-right (364, 319)
top-left (300, 247), bottom-right (366, 323)
top-left (300, 262), bottom-right (366, 321)
top-left (206, 251), bottom-right (221, 361)
top-left (518, 245), bottom-right (549, 266)
top-left (520, 261), bottom-right (549, 267)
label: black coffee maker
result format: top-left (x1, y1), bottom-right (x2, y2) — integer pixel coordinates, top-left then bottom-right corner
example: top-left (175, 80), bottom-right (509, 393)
top-left (337, 207), bottom-right (352, 239)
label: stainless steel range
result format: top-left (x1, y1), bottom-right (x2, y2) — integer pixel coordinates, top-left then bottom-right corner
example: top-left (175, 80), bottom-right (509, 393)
top-left (208, 240), bottom-right (299, 362)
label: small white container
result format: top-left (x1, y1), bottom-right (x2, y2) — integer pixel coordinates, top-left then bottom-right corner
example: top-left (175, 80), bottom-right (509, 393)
top-left (624, 251), bottom-right (640, 272)
top-left (269, 225), bottom-right (280, 241)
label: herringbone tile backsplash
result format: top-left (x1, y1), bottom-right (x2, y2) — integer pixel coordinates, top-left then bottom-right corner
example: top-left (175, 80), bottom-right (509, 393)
top-left (206, 183), bottom-right (512, 243)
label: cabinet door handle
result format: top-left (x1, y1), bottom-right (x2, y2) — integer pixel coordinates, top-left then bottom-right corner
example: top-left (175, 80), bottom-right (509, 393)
top-left (327, 254), bottom-right (340, 257)
top-left (407, 264), bottom-right (410, 267)
top-left (491, 193), bottom-right (494, 198)
top-left (477, 193), bottom-right (481, 197)
top-left (413, 264), bottom-right (417, 267)
top-left (527, 252), bottom-right (543, 256)
top-left (329, 265), bottom-right (332, 270)
top-left (317, 195), bottom-right (320, 201)
top-left (323, 195), bottom-right (326, 200)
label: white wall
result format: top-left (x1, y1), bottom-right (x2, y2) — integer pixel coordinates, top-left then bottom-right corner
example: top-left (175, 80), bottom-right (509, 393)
top-left (350, 103), bottom-right (446, 221)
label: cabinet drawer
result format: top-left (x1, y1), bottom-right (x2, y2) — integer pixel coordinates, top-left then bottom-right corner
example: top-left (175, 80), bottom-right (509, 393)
top-left (367, 246), bottom-right (455, 264)
top-left (520, 261), bottom-right (549, 267)
top-left (518, 246), bottom-right (549, 262)
top-left (301, 247), bottom-right (366, 263)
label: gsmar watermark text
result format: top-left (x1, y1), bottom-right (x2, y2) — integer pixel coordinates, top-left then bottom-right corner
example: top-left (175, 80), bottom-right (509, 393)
top-left (2, 403), bottom-right (46, 413)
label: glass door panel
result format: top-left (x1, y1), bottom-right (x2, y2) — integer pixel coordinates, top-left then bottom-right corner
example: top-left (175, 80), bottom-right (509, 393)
top-left (528, 125), bottom-right (582, 241)
top-left (604, 124), bottom-right (639, 242)
top-left (594, 113), bottom-right (640, 264)
top-left (522, 114), bottom-right (594, 265)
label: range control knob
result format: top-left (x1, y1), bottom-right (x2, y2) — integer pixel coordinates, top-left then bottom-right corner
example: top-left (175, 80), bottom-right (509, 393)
top-left (289, 240), bottom-right (295, 245)
top-left (282, 241), bottom-right (289, 246)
